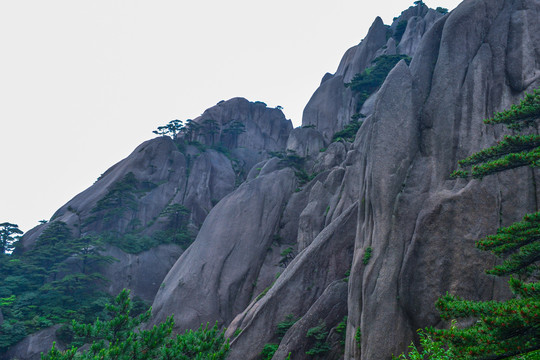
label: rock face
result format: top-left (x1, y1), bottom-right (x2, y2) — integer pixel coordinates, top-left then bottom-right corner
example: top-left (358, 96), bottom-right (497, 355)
top-left (100, 244), bottom-right (183, 303)
top-left (341, 0), bottom-right (540, 358)
top-left (150, 167), bottom-right (297, 330)
top-left (6, 98), bottom-right (293, 360)
top-left (301, 5), bottom-right (445, 142)
top-left (7, 1), bottom-right (540, 360)
top-left (224, 203), bottom-right (357, 360)
top-left (192, 97), bottom-right (293, 153)
top-left (3, 325), bottom-right (65, 360)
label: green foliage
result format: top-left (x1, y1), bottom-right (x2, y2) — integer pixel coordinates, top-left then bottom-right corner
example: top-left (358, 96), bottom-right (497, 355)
top-left (394, 20), bottom-right (408, 43)
top-left (355, 328), bottom-right (361, 350)
top-left (42, 289), bottom-right (230, 360)
top-left (260, 343), bottom-right (279, 360)
top-left (256, 285), bottom-right (272, 301)
top-left (430, 87), bottom-right (540, 359)
top-left (279, 247), bottom-right (296, 267)
top-left (156, 203), bottom-right (194, 249)
top-left (335, 316), bottom-right (348, 347)
top-left (88, 172), bottom-right (140, 224)
top-left (269, 151), bottom-right (285, 159)
top-left (183, 119), bottom-right (201, 142)
top-left (0, 222), bottom-right (114, 353)
top-left (0, 222), bottom-right (22, 254)
top-left (394, 330), bottom-right (455, 360)
top-left (305, 321), bottom-right (330, 356)
top-left (90, 195), bottom-right (194, 255)
top-left (332, 120), bottom-right (362, 143)
top-left (278, 152), bottom-right (317, 186)
top-left (436, 7), bottom-right (449, 14)
top-left (362, 247), bottom-right (373, 265)
top-left (484, 89), bottom-right (540, 130)
top-left (431, 294), bottom-right (540, 358)
top-left (202, 119), bottom-right (220, 146)
top-left (153, 119), bottom-right (183, 139)
top-left (100, 233), bottom-right (158, 254)
top-left (345, 54), bottom-right (411, 110)
top-left (452, 90), bottom-right (540, 179)
top-left (279, 152), bottom-right (305, 169)
top-left (276, 314), bottom-right (297, 340)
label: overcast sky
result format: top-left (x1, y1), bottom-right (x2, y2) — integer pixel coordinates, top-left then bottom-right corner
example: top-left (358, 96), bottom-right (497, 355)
top-left (0, 0), bottom-right (462, 232)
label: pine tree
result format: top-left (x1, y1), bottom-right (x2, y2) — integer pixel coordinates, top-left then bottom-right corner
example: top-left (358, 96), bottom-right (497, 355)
top-left (428, 89), bottom-right (540, 359)
top-left (202, 119), bottom-right (220, 146)
top-left (0, 222), bottom-right (22, 254)
top-left (153, 119), bottom-right (184, 139)
top-left (43, 289), bottom-right (230, 360)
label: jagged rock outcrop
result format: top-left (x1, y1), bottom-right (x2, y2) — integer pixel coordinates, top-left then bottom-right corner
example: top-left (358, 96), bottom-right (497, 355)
top-left (302, 4), bottom-right (445, 142)
top-left (192, 97), bottom-right (292, 153)
top-left (394, 4), bottom-right (443, 56)
top-left (16, 98), bottom-right (291, 302)
top-left (3, 325), bottom-right (65, 360)
top-left (341, 0), bottom-right (540, 358)
top-left (151, 168), bottom-right (297, 330)
top-left (286, 127), bottom-right (326, 157)
top-left (224, 203), bottom-right (357, 359)
top-left (100, 244), bottom-right (183, 303)
top-left (272, 280), bottom-right (348, 360)
top-left (6, 1), bottom-right (540, 360)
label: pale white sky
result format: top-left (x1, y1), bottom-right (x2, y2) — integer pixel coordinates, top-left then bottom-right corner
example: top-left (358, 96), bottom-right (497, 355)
top-left (0, 0), bottom-right (462, 232)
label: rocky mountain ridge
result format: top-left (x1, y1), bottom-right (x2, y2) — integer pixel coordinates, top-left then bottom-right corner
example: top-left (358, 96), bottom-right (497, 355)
top-left (4, 0), bottom-right (540, 359)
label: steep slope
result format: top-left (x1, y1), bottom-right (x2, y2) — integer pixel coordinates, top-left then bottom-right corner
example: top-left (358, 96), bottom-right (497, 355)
top-left (339, 0), bottom-right (540, 358)
top-left (150, 1), bottom-right (540, 359)
top-left (5, 1), bottom-right (540, 359)
top-left (17, 98), bottom-right (292, 302)
top-left (302, 4), bottom-right (445, 141)
top-left (3, 99), bottom-right (292, 360)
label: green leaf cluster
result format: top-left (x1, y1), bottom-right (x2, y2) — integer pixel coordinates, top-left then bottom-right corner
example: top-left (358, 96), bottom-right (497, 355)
top-left (305, 320), bottom-right (330, 356)
top-left (335, 316), bottom-right (348, 347)
top-left (424, 88), bottom-right (540, 359)
top-left (452, 90), bottom-right (540, 179)
top-left (394, 330), bottom-right (454, 360)
top-left (42, 289), bottom-right (230, 360)
top-left (0, 222), bottom-right (23, 254)
top-left (0, 222), bottom-right (115, 353)
top-left (259, 343), bottom-right (279, 360)
top-left (345, 54), bottom-right (412, 109)
top-left (332, 120), bottom-right (363, 143)
top-left (85, 172), bottom-right (143, 226)
top-left (362, 247), bottom-right (373, 265)
top-left (276, 314), bottom-right (297, 340)
top-left (394, 20), bottom-right (408, 43)
top-left (258, 314), bottom-right (297, 359)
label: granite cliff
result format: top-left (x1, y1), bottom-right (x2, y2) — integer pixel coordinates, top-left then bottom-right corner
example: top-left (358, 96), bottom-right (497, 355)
top-left (5, 0), bottom-right (540, 359)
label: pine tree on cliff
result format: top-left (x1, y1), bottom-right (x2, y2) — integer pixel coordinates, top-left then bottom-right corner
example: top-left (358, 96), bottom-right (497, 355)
top-left (0, 222), bottom-right (22, 254)
top-left (430, 89), bottom-right (540, 359)
top-left (43, 289), bottom-right (230, 360)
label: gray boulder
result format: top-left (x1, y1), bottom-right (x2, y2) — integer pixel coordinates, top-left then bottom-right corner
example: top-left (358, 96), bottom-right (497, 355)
top-left (191, 97), bottom-right (292, 152)
top-left (225, 203), bottom-right (357, 360)
top-left (342, 0), bottom-right (540, 358)
top-left (150, 168), bottom-right (297, 330)
top-left (286, 127), bottom-right (326, 157)
top-left (302, 17), bottom-right (387, 141)
top-left (2, 325), bottom-right (64, 360)
top-left (302, 4), bottom-right (444, 142)
top-left (100, 244), bottom-right (183, 303)
top-left (272, 280), bottom-right (348, 360)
